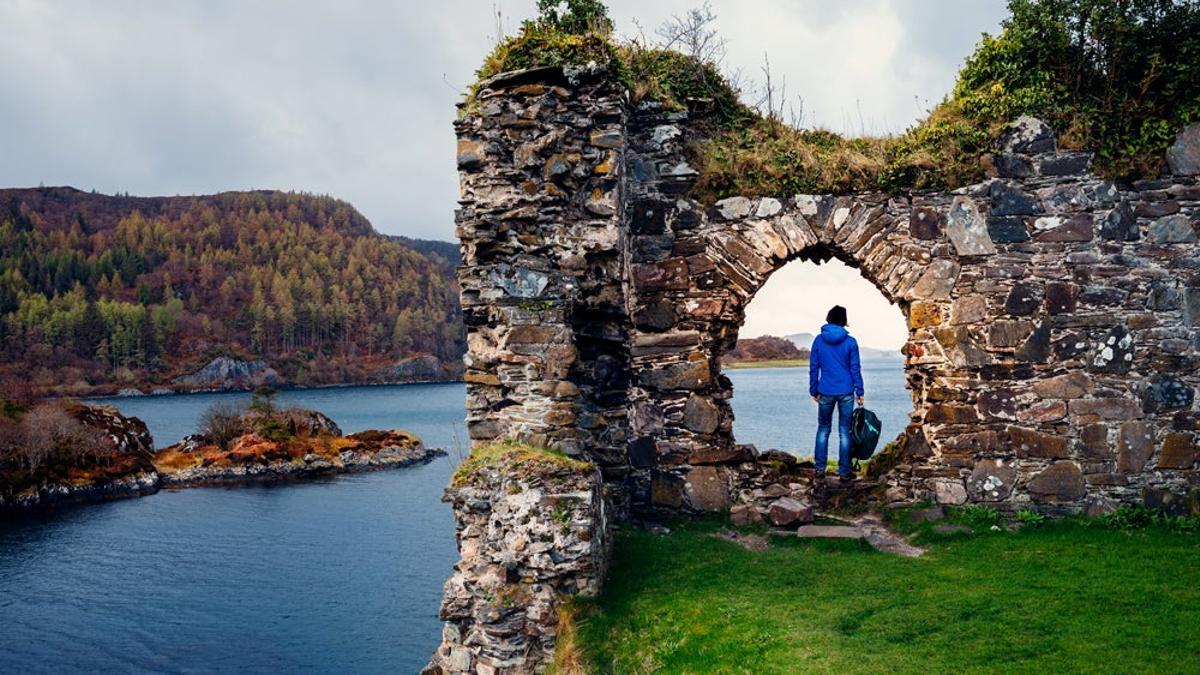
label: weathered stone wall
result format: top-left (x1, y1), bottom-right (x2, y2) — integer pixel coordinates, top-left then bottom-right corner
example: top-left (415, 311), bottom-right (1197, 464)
top-left (454, 66), bottom-right (636, 515)
top-left (426, 457), bottom-right (609, 674)
top-left (454, 66), bottom-right (1200, 518)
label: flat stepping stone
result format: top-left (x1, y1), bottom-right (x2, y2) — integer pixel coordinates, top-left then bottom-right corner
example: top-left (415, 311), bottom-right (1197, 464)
top-left (809, 511), bottom-right (927, 558)
top-left (796, 525), bottom-right (865, 539)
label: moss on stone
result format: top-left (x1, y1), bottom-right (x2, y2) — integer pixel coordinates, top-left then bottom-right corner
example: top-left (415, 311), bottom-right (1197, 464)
top-left (451, 440), bottom-right (593, 488)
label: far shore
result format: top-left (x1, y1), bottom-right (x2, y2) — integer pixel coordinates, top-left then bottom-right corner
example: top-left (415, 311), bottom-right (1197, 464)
top-left (75, 378), bottom-right (466, 402)
top-left (723, 359), bottom-right (810, 370)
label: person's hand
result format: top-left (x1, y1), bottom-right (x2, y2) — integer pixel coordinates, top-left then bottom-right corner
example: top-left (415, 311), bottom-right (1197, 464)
top-left (856, 395), bottom-right (864, 406)
top-left (812, 395), bottom-right (819, 403)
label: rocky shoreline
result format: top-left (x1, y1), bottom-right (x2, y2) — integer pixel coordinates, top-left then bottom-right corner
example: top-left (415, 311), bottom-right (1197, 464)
top-left (1, 418), bottom-right (445, 513)
top-left (157, 435), bottom-right (447, 487)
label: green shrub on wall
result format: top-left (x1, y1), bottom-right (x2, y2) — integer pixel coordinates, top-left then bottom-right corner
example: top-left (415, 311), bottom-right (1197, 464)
top-left (955, 0), bottom-right (1200, 179)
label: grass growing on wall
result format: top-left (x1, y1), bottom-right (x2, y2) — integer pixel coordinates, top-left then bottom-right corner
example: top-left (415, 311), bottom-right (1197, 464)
top-left (472, 0), bottom-right (1200, 200)
top-left (451, 440), bottom-right (592, 488)
top-left (569, 516), bottom-right (1200, 673)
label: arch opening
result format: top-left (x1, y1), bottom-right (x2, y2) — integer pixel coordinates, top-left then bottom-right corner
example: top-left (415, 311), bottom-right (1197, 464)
top-left (724, 255), bottom-right (913, 470)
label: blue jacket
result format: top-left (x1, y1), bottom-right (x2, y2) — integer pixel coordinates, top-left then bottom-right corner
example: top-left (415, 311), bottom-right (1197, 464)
top-left (809, 324), bottom-right (864, 397)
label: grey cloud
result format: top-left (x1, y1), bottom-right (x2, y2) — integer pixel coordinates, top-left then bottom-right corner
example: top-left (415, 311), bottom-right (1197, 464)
top-left (0, 0), bottom-right (1004, 241)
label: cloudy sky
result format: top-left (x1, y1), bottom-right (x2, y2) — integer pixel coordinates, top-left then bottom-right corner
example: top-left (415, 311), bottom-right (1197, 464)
top-left (0, 0), bottom-right (1008, 348)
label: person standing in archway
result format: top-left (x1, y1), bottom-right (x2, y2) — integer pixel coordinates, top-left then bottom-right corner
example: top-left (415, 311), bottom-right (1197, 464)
top-left (809, 305), bottom-right (864, 481)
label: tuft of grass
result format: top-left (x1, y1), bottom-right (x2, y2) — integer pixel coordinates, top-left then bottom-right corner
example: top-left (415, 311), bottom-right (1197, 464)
top-left (548, 598), bottom-right (589, 675)
top-left (451, 440), bottom-right (593, 488)
top-left (574, 518), bottom-right (1200, 673)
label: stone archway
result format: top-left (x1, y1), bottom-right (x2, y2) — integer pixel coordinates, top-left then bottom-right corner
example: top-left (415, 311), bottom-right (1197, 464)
top-left (625, 189), bottom-right (968, 514)
top-left (455, 66), bottom-right (1200, 521)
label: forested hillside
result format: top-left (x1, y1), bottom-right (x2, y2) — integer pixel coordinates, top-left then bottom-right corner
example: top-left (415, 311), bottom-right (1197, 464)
top-left (0, 187), bottom-right (464, 397)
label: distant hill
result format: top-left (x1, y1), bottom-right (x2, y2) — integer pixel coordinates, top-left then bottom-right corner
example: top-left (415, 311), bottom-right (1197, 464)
top-left (784, 332), bottom-right (902, 360)
top-left (0, 187), bottom-right (464, 397)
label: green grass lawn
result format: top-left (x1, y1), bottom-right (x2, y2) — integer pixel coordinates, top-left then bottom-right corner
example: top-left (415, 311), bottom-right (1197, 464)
top-left (722, 359), bottom-right (809, 370)
top-left (571, 517), bottom-right (1200, 673)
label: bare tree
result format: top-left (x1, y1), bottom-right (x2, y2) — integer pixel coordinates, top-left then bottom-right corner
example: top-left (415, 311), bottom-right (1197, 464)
top-left (19, 403), bottom-right (99, 471)
top-left (756, 52), bottom-right (788, 128)
top-left (198, 401), bottom-right (245, 450)
top-left (655, 2), bottom-right (726, 65)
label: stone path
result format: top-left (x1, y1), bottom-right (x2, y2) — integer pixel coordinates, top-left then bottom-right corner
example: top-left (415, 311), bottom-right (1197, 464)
top-left (791, 513), bottom-right (926, 558)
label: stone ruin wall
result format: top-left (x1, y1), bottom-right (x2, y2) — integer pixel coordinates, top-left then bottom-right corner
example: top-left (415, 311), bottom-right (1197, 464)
top-left (427, 459), bottom-right (609, 674)
top-left (454, 65), bottom-right (1200, 519)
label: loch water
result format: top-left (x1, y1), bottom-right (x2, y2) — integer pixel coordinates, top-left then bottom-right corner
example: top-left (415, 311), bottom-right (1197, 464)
top-left (0, 362), bottom-right (907, 673)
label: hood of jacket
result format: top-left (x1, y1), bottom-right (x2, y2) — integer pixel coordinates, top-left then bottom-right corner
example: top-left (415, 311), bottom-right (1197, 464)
top-left (819, 323), bottom-right (850, 345)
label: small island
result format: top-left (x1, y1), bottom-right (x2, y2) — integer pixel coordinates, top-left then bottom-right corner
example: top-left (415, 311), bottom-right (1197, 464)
top-left (721, 335), bottom-right (810, 369)
top-left (0, 387), bottom-right (442, 510)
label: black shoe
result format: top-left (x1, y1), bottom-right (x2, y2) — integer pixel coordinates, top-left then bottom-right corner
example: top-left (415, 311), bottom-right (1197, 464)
top-left (838, 473), bottom-right (855, 482)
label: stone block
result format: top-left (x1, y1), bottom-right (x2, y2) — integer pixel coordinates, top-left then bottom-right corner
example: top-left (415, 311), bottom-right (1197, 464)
top-left (1186, 288), bottom-right (1200, 327)
top-left (1148, 214), bottom-right (1198, 244)
top-left (1000, 116), bottom-right (1056, 154)
top-left (1014, 323), bottom-right (1051, 363)
top-left (456, 139), bottom-right (488, 169)
top-left (926, 404), bottom-right (979, 425)
top-left (1038, 152), bottom-right (1092, 176)
top-left (978, 389), bottom-right (1019, 420)
top-left (1004, 283), bottom-right (1042, 316)
top-left (951, 295), bottom-right (988, 325)
top-left (1045, 282), bottom-right (1077, 315)
top-left (1033, 214), bottom-right (1094, 242)
top-left (1098, 201), bottom-right (1139, 241)
top-left (1068, 398), bottom-right (1142, 422)
top-left (968, 459), bottom-right (1017, 501)
top-left (932, 479), bottom-right (968, 505)
top-left (1159, 433), bottom-right (1196, 470)
top-left (1140, 375), bottom-right (1195, 414)
top-left (988, 320), bottom-right (1034, 348)
top-left (908, 301), bottom-right (944, 329)
top-left (1032, 372), bottom-right (1092, 399)
top-left (941, 431), bottom-right (1000, 457)
top-left (1027, 462), bottom-right (1086, 502)
top-left (639, 360), bottom-right (711, 391)
top-left (684, 466), bottom-right (731, 511)
top-left (987, 216), bottom-right (1030, 243)
top-left (632, 301), bottom-right (677, 331)
top-left (1088, 325), bottom-right (1134, 374)
top-left (730, 503), bottom-right (764, 526)
top-left (1166, 122), bottom-right (1200, 176)
top-left (1117, 421), bottom-right (1154, 472)
top-left (632, 259), bottom-right (689, 291)
top-left (1077, 423), bottom-right (1111, 460)
top-left (910, 207), bottom-right (943, 240)
top-left (651, 472), bottom-right (685, 508)
top-left (990, 181), bottom-right (1041, 216)
top-left (768, 497), bottom-right (812, 526)
top-left (1008, 426), bottom-right (1070, 459)
top-left (946, 197), bottom-right (996, 256)
top-left (1019, 400), bottom-right (1067, 423)
top-left (906, 259), bottom-right (960, 301)
top-left (682, 395), bottom-right (720, 434)
top-left (715, 196), bottom-right (752, 220)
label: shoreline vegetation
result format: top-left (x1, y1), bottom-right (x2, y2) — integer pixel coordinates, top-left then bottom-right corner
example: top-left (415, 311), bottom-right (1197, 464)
top-left (0, 389), bottom-right (442, 512)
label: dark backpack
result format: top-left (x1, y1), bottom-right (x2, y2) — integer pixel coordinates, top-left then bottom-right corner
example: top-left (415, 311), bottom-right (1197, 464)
top-left (849, 406), bottom-right (882, 461)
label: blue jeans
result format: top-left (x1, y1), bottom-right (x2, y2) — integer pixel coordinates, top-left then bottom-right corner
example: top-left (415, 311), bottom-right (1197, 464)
top-left (815, 394), bottom-right (855, 477)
